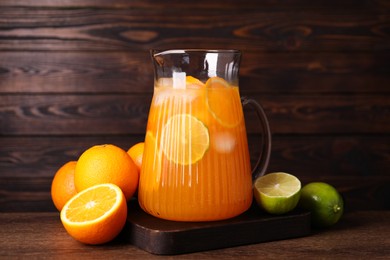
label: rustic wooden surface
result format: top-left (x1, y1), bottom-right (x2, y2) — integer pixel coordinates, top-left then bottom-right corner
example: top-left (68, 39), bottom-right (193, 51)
top-left (0, 0), bottom-right (389, 212)
top-left (126, 200), bottom-right (311, 255)
top-left (0, 211), bottom-right (389, 258)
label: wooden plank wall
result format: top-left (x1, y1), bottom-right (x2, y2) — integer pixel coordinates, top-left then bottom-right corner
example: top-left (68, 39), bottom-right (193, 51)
top-left (1, 0), bottom-right (389, 212)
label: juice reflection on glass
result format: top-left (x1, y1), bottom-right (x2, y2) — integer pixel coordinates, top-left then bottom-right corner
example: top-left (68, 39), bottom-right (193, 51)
top-left (138, 75), bottom-right (253, 221)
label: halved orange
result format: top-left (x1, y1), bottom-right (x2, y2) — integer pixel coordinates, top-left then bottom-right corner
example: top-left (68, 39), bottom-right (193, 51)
top-left (60, 183), bottom-right (127, 245)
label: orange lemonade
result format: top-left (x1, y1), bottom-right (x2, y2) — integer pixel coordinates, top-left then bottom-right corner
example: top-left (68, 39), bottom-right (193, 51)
top-left (138, 76), bottom-right (253, 221)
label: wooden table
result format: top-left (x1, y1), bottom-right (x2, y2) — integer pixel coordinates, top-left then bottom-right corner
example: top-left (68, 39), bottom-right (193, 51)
top-left (1, 211), bottom-right (388, 258)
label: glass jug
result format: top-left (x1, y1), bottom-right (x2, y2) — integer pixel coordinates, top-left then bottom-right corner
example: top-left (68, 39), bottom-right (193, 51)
top-left (138, 49), bottom-right (271, 221)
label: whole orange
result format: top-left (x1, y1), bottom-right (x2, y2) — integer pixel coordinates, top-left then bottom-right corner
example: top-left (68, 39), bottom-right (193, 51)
top-left (127, 142), bottom-right (144, 172)
top-left (51, 161), bottom-right (78, 211)
top-left (74, 144), bottom-right (139, 201)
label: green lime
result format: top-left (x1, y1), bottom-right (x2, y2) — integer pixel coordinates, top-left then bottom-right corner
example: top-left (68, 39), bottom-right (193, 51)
top-left (298, 182), bottom-right (344, 228)
top-left (253, 172), bottom-right (301, 215)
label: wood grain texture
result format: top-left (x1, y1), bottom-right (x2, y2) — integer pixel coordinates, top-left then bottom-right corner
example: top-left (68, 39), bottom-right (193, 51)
top-left (126, 199), bottom-right (310, 255)
top-left (1, 175), bottom-right (389, 212)
top-left (0, 6), bottom-right (388, 51)
top-left (0, 0), bottom-right (389, 213)
top-left (1, 211), bottom-right (389, 257)
top-left (0, 52), bottom-right (152, 94)
top-left (2, 0), bottom-right (389, 8)
top-left (2, 136), bottom-right (388, 178)
top-left (0, 136), bottom-right (141, 178)
top-left (1, 52), bottom-right (389, 94)
top-left (1, 135), bottom-right (389, 212)
top-left (1, 94), bottom-right (389, 135)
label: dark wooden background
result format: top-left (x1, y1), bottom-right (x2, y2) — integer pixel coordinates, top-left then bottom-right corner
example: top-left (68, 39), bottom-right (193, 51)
top-left (1, 0), bottom-right (389, 212)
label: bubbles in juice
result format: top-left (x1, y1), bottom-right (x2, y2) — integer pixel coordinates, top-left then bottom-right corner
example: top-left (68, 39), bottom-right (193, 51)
top-left (138, 76), bottom-right (253, 221)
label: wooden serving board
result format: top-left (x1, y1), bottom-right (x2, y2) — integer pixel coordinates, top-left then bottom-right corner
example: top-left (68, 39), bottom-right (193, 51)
top-left (124, 200), bottom-right (311, 255)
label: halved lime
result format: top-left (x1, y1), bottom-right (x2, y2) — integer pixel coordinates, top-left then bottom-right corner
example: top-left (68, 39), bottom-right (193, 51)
top-left (298, 182), bottom-right (344, 228)
top-left (254, 172), bottom-right (301, 215)
top-left (160, 114), bottom-right (210, 165)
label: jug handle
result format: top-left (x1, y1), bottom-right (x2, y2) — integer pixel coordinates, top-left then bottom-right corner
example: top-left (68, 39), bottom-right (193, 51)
top-left (241, 97), bottom-right (272, 181)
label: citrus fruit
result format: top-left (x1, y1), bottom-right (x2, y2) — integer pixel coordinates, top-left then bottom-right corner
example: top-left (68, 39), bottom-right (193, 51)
top-left (74, 144), bottom-right (139, 201)
top-left (51, 161), bottom-right (78, 211)
top-left (186, 75), bottom-right (205, 88)
top-left (160, 114), bottom-right (210, 165)
top-left (127, 142), bottom-right (144, 171)
top-left (298, 182), bottom-right (344, 228)
top-left (60, 183), bottom-right (127, 245)
top-left (254, 172), bottom-right (301, 215)
top-left (205, 76), bottom-right (231, 89)
top-left (205, 76), bottom-right (243, 128)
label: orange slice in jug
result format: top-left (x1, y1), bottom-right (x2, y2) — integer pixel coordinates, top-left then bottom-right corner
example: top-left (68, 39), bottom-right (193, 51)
top-left (205, 77), bottom-right (243, 128)
top-left (60, 183), bottom-right (127, 245)
top-left (186, 76), bottom-right (205, 88)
